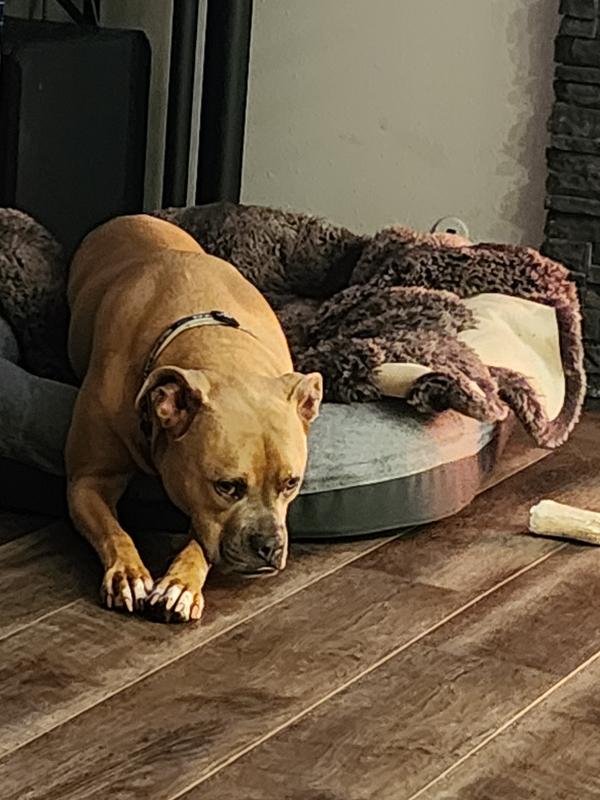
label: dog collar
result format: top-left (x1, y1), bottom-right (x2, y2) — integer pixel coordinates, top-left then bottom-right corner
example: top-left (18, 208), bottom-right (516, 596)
top-left (142, 310), bottom-right (241, 380)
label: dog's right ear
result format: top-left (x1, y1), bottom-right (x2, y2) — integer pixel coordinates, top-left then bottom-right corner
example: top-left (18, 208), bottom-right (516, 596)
top-left (280, 371), bottom-right (323, 428)
top-left (135, 366), bottom-right (211, 440)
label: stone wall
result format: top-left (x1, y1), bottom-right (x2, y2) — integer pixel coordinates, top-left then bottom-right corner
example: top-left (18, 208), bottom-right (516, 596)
top-left (543, 0), bottom-right (600, 395)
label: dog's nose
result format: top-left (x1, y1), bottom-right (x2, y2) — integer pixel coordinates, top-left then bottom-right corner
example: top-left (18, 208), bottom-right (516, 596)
top-left (250, 532), bottom-right (284, 568)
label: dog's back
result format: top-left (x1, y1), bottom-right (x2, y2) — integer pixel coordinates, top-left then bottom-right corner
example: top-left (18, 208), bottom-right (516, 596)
top-left (68, 215), bottom-right (291, 381)
top-left (68, 215), bottom-right (202, 378)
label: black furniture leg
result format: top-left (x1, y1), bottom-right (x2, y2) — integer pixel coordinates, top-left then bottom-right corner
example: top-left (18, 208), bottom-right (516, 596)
top-left (196, 0), bottom-right (253, 204)
top-left (162, 0), bottom-right (200, 208)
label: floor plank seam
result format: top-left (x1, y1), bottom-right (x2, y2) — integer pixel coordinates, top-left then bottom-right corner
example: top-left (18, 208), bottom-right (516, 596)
top-left (406, 641), bottom-right (600, 800)
top-left (0, 600), bottom-right (80, 644)
top-left (0, 529), bottom-right (406, 759)
top-left (162, 543), bottom-right (567, 800)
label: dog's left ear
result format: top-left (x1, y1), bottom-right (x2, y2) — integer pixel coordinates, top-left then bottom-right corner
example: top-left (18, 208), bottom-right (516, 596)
top-left (135, 366), bottom-right (211, 440)
top-left (281, 372), bottom-right (323, 427)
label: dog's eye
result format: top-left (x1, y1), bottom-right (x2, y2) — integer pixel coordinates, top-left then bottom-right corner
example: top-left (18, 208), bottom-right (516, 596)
top-left (214, 480), bottom-right (246, 500)
top-left (282, 477), bottom-right (300, 495)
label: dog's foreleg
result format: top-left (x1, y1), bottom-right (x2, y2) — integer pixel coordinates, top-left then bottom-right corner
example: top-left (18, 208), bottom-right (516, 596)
top-left (68, 472), bottom-right (153, 612)
top-left (147, 538), bottom-right (210, 623)
top-left (66, 396), bottom-right (154, 613)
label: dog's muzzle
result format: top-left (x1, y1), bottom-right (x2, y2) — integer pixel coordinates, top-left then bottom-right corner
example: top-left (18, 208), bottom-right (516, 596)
top-left (219, 525), bottom-right (286, 577)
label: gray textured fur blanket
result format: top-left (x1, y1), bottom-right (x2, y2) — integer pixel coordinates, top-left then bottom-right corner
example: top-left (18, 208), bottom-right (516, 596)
top-left (0, 203), bottom-right (586, 448)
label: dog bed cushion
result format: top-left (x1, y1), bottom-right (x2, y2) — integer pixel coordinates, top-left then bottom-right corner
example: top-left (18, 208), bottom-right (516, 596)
top-left (0, 350), bottom-right (509, 538)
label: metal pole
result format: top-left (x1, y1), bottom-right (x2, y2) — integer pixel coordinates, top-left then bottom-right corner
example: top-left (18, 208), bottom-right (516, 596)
top-left (54, 0), bottom-right (88, 24)
top-left (162, 0), bottom-right (200, 207)
top-left (0, 0), bottom-right (4, 77)
top-left (196, 0), bottom-right (253, 204)
top-left (82, 0), bottom-right (99, 25)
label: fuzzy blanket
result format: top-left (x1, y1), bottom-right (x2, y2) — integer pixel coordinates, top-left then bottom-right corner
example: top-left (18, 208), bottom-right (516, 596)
top-left (0, 203), bottom-right (586, 448)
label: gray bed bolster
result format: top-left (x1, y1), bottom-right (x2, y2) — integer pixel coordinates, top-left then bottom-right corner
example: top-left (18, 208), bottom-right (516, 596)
top-left (0, 357), bottom-right (77, 476)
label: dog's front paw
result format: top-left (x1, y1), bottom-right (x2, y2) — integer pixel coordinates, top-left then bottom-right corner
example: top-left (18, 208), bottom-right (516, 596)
top-left (101, 561), bottom-right (153, 613)
top-left (146, 578), bottom-right (204, 623)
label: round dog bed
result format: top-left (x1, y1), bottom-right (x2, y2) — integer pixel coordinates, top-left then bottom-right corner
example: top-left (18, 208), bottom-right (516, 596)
top-left (0, 347), bottom-right (510, 539)
top-left (291, 402), bottom-right (509, 536)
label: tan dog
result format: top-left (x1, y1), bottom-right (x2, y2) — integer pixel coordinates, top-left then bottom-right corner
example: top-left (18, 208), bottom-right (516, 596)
top-left (66, 215), bottom-right (322, 622)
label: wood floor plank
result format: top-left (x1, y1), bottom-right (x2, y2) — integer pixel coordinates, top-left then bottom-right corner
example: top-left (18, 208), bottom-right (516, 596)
top-left (0, 418), bottom-right (589, 794)
top-left (0, 415), bottom-right (555, 748)
top-left (350, 418), bottom-right (598, 595)
top-left (480, 420), bottom-right (549, 489)
top-left (178, 412), bottom-right (599, 800)
top-left (0, 509), bottom-right (52, 545)
top-left (0, 510), bottom-right (386, 636)
top-left (0, 533), bottom-right (389, 753)
top-left (0, 566), bottom-right (459, 796)
top-left (182, 548), bottom-right (600, 800)
top-left (0, 521), bottom-right (100, 639)
top-left (0, 448), bottom-right (577, 798)
top-left (414, 648), bottom-right (600, 799)
top-left (429, 549), bottom-right (600, 677)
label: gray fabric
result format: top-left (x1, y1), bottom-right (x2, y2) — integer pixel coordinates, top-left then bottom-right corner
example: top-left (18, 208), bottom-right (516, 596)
top-left (0, 358), bottom-right (77, 476)
top-left (0, 356), bottom-right (502, 538)
top-left (289, 419), bottom-right (511, 537)
top-left (302, 401), bottom-right (495, 493)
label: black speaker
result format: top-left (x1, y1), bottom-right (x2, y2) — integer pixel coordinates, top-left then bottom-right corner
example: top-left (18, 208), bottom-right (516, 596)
top-left (0, 17), bottom-right (150, 256)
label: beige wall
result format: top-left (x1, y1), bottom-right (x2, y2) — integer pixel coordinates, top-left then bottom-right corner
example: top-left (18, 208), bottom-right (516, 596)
top-left (242, 0), bottom-right (559, 245)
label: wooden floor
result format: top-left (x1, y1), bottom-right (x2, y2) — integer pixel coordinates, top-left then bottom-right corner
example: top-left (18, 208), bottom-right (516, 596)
top-left (1, 413), bottom-right (600, 799)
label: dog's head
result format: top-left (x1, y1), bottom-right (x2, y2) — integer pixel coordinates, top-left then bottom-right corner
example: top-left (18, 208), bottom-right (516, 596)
top-left (135, 366), bottom-right (322, 576)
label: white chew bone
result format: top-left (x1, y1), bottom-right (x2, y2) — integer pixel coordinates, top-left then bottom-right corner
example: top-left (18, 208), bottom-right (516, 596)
top-left (529, 499), bottom-right (600, 545)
